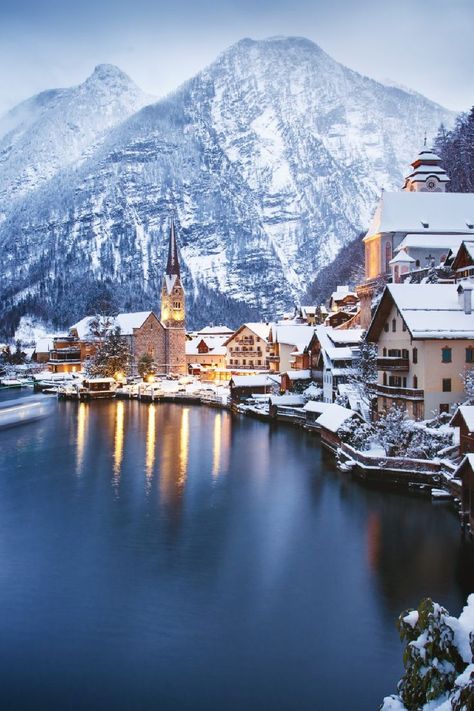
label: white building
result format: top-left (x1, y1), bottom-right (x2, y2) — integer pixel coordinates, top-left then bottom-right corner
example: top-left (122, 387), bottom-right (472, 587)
top-left (314, 326), bottom-right (364, 403)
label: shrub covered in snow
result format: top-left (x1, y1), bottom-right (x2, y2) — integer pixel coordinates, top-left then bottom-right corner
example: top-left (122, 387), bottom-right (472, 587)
top-left (381, 595), bottom-right (474, 711)
top-left (337, 417), bottom-right (374, 451)
top-left (376, 406), bottom-right (453, 459)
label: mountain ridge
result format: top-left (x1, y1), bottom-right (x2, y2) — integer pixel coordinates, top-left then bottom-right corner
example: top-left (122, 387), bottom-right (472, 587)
top-left (0, 36), bottom-right (456, 335)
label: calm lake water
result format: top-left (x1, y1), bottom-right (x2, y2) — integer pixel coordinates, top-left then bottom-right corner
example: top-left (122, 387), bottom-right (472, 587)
top-left (0, 392), bottom-right (473, 711)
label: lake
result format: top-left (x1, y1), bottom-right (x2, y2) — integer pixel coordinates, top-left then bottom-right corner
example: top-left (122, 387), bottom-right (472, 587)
top-left (0, 393), bottom-right (473, 710)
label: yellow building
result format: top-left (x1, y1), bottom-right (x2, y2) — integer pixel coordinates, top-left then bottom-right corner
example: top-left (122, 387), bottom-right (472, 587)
top-left (224, 323), bottom-right (271, 370)
top-left (367, 283), bottom-right (474, 419)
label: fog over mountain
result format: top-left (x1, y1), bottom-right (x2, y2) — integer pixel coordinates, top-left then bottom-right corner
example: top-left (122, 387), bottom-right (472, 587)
top-left (0, 37), bottom-right (455, 334)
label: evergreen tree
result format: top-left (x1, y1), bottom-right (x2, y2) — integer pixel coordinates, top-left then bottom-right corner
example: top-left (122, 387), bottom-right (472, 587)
top-left (86, 327), bottom-right (130, 378)
top-left (138, 353), bottom-right (156, 379)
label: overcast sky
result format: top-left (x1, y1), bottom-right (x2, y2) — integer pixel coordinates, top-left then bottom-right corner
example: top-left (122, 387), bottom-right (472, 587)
top-left (1, 0), bottom-right (473, 116)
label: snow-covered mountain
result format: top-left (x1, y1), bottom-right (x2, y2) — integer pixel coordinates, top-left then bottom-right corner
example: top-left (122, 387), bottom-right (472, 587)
top-left (0, 37), bottom-right (455, 334)
top-left (0, 64), bottom-right (153, 210)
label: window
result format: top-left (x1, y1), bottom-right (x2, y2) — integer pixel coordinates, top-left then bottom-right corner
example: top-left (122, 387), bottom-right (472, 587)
top-left (383, 322), bottom-right (389, 332)
top-left (402, 321), bottom-right (407, 332)
top-left (392, 319), bottom-right (396, 332)
top-left (439, 404), bottom-right (450, 414)
top-left (385, 242), bottom-right (392, 272)
top-left (442, 378), bottom-right (452, 392)
top-left (173, 301), bottom-right (181, 309)
top-left (413, 375), bottom-right (418, 389)
top-left (416, 259), bottom-right (420, 268)
top-left (389, 376), bottom-right (402, 387)
top-left (441, 347), bottom-right (452, 363)
top-left (466, 348), bottom-right (474, 364)
top-left (413, 348), bottom-right (418, 364)
top-left (383, 347), bottom-right (387, 357)
top-left (383, 372), bottom-right (387, 385)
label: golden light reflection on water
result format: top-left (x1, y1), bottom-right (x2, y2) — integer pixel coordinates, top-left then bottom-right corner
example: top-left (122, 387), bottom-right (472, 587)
top-left (212, 413), bottom-right (222, 477)
top-left (76, 402), bottom-right (87, 475)
top-left (145, 404), bottom-right (156, 486)
top-left (212, 412), bottom-right (231, 479)
top-left (159, 407), bottom-right (190, 507)
top-left (113, 401), bottom-right (125, 485)
top-left (179, 408), bottom-right (190, 484)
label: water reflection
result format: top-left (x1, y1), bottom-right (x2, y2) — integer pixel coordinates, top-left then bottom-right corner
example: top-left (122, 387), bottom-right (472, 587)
top-left (113, 401), bottom-right (125, 488)
top-left (76, 402), bottom-right (88, 476)
top-left (145, 404), bottom-right (156, 489)
top-left (159, 407), bottom-right (189, 508)
top-left (179, 407), bottom-right (189, 484)
top-left (212, 412), bottom-right (231, 478)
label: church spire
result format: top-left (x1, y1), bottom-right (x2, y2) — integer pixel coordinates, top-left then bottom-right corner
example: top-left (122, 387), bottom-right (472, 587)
top-left (166, 221), bottom-right (180, 277)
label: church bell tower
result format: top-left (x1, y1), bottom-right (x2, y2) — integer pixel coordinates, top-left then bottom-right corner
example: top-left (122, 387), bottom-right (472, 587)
top-left (161, 221), bottom-right (186, 374)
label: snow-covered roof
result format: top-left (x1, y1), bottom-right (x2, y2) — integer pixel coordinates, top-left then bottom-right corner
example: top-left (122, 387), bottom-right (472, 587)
top-left (328, 329), bottom-right (364, 344)
top-left (316, 404), bottom-right (358, 433)
top-left (451, 406), bottom-right (474, 433)
top-left (303, 401), bottom-right (331, 414)
top-left (389, 250), bottom-right (416, 264)
top-left (315, 326), bottom-right (362, 364)
top-left (230, 374), bottom-right (280, 388)
top-left (395, 233), bottom-right (463, 252)
top-left (271, 324), bottom-right (314, 346)
top-left (383, 284), bottom-right (474, 339)
top-left (365, 192), bottom-right (474, 239)
top-left (269, 395), bottom-right (305, 407)
top-left (454, 454), bottom-right (474, 477)
top-left (198, 325), bottom-right (234, 336)
top-left (185, 336), bottom-right (227, 356)
top-left (282, 369), bottom-right (312, 380)
top-left (225, 323), bottom-right (271, 345)
top-left (71, 312), bottom-right (154, 339)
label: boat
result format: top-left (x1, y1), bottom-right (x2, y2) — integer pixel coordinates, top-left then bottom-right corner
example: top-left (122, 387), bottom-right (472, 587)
top-left (0, 395), bottom-right (55, 429)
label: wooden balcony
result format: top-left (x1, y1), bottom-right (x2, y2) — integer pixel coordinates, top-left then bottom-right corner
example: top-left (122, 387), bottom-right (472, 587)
top-left (373, 383), bottom-right (424, 401)
top-left (49, 349), bottom-right (81, 363)
top-left (377, 357), bottom-right (409, 371)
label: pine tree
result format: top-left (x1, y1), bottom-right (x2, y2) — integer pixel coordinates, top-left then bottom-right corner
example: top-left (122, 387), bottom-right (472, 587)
top-left (86, 327), bottom-right (130, 378)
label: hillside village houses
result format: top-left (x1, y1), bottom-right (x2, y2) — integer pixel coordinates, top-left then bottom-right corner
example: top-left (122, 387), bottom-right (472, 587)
top-left (48, 223), bottom-right (187, 376)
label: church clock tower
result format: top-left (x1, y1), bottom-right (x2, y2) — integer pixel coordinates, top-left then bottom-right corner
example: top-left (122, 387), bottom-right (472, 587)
top-left (161, 221), bottom-right (186, 374)
top-left (402, 141), bottom-right (450, 193)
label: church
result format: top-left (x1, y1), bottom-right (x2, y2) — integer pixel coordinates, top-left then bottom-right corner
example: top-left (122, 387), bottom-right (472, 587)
top-left (363, 144), bottom-right (474, 280)
top-left (357, 144), bottom-right (474, 328)
top-left (48, 223), bottom-right (187, 376)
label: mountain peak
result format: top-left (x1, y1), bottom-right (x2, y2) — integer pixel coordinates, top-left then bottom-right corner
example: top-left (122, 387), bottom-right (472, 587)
top-left (87, 63), bottom-right (134, 86)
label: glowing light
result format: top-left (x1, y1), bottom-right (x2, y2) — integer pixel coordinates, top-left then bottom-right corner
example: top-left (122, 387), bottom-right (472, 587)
top-left (113, 401), bottom-right (125, 483)
top-left (212, 413), bottom-right (222, 478)
top-left (76, 402), bottom-right (87, 475)
top-left (114, 371), bottom-right (126, 383)
top-left (179, 407), bottom-right (189, 484)
top-left (146, 374), bottom-right (155, 383)
top-left (145, 404), bottom-right (156, 484)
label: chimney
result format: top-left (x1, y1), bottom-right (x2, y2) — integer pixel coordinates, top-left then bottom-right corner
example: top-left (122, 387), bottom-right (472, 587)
top-left (458, 283), bottom-right (473, 314)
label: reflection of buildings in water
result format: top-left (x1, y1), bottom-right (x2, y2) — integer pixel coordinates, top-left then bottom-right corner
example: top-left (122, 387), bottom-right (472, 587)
top-left (76, 402), bottom-right (88, 475)
top-left (113, 401), bottom-right (125, 485)
top-left (145, 404), bottom-right (156, 487)
top-left (159, 407), bottom-right (190, 507)
top-left (364, 496), bottom-right (474, 618)
top-left (179, 407), bottom-right (189, 484)
top-left (212, 412), bottom-right (231, 478)
top-left (366, 512), bottom-right (381, 572)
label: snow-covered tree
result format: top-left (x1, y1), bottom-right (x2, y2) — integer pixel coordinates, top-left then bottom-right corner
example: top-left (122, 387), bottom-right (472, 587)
top-left (138, 353), bottom-right (156, 379)
top-left (376, 404), bottom-right (413, 457)
top-left (86, 326), bottom-right (130, 378)
top-left (347, 339), bottom-right (377, 414)
top-left (381, 595), bottom-right (474, 711)
top-left (462, 368), bottom-right (474, 404)
top-left (337, 417), bottom-right (374, 451)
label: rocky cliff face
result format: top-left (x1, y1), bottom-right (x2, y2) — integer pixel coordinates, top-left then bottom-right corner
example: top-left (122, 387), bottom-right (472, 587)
top-left (0, 37), bottom-right (454, 334)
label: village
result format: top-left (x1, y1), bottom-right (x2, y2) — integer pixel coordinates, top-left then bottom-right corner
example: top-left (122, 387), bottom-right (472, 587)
top-left (2, 143), bottom-right (474, 537)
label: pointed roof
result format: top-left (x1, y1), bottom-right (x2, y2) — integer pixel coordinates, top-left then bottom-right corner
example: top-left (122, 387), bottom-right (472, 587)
top-left (403, 144), bottom-right (450, 189)
top-left (389, 250), bottom-right (416, 265)
top-left (166, 221), bottom-right (180, 277)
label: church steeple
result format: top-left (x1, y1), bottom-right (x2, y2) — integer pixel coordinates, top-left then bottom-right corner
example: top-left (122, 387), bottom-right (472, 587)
top-left (166, 221), bottom-right (180, 277)
top-left (402, 143), bottom-right (450, 193)
top-left (161, 221), bottom-right (185, 327)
